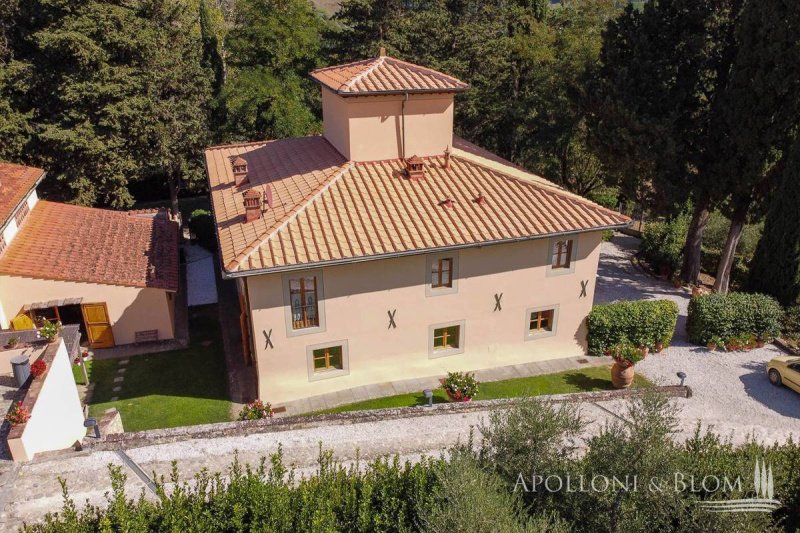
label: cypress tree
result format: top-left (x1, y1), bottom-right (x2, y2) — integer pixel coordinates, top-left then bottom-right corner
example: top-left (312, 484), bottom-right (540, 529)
top-left (746, 139), bottom-right (800, 306)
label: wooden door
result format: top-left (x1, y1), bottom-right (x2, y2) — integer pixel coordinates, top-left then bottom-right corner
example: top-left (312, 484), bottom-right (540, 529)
top-left (81, 303), bottom-right (115, 348)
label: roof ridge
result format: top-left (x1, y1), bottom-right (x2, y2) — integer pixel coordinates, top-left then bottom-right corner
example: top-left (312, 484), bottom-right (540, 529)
top-left (228, 161), bottom-right (355, 271)
top-left (450, 150), bottom-right (623, 219)
top-left (343, 56), bottom-right (385, 91)
top-left (205, 139), bottom-right (271, 151)
top-left (383, 56), bottom-right (465, 86)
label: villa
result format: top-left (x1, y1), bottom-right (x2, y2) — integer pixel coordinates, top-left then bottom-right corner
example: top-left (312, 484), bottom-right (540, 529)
top-left (0, 163), bottom-right (180, 348)
top-left (204, 51), bottom-right (630, 405)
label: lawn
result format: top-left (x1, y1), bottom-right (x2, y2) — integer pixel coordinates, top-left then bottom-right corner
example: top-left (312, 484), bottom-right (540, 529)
top-left (315, 366), bottom-right (652, 414)
top-left (84, 306), bottom-right (232, 432)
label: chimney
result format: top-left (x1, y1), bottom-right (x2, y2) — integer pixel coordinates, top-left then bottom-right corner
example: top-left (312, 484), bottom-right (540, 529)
top-left (405, 155), bottom-right (425, 180)
top-left (232, 156), bottom-right (248, 187)
top-left (379, 46), bottom-right (386, 57)
top-left (243, 188), bottom-right (263, 222)
top-left (443, 147), bottom-right (451, 169)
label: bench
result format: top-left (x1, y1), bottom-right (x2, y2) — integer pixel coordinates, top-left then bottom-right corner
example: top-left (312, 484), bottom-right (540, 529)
top-left (134, 330), bottom-right (159, 343)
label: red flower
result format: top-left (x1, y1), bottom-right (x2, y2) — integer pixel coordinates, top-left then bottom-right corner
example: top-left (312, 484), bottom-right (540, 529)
top-left (30, 359), bottom-right (47, 378)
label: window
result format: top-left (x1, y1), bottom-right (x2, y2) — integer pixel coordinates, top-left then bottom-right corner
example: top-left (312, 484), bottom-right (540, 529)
top-left (529, 309), bottom-right (554, 333)
top-left (431, 257), bottom-right (453, 288)
top-left (289, 276), bottom-right (319, 329)
top-left (312, 345), bottom-right (343, 372)
top-left (306, 340), bottom-right (349, 381)
top-left (433, 325), bottom-right (460, 350)
top-left (426, 253), bottom-right (459, 296)
top-left (552, 239), bottom-right (573, 269)
top-left (525, 305), bottom-right (559, 340)
top-left (428, 320), bottom-right (466, 358)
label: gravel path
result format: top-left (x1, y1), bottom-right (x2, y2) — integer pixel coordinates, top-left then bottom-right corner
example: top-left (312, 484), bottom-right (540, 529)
top-left (599, 234), bottom-right (800, 444)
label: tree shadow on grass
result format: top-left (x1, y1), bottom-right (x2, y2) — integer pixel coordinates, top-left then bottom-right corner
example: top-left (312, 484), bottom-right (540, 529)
top-left (563, 371), bottom-right (613, 392)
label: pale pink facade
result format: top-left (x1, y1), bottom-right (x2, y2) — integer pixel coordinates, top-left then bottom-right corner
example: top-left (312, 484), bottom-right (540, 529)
top-left (245, 232), bottom-right (602, 404)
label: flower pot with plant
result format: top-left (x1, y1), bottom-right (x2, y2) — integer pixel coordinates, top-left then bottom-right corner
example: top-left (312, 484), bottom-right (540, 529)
top-left (30, 359), bottom-right (47, 379)
top-left (610, 342), bottom-right (644, 389)
top-left (706, 336), bottom-right (724, 351)
top-left (39, 319), bottom-right (61, 343)
top-left (238, 400), bottom-right (274, 421)
top-left (440, 371), bottom-right (479, 402)
top-left (6, 336), bottom-right (19, 349)
top-left (725, 336), bottom-right (742, 352)
top-left (5, 402), bottom-right (30, 426)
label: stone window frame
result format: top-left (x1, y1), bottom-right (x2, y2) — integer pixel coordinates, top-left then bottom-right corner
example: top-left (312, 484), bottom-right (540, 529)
top-left (524, 304), bottom-right (560, 341)
top-left (306, 339), bottom-right (350, 382)
top-left (425, 251), bottom-right (459, 296)
top-left (546, 235), bottom-right (578, 277)
top-left (428, 319), bottom-right (466, 359)
top-left (282, 269), bottom-right (327, 337)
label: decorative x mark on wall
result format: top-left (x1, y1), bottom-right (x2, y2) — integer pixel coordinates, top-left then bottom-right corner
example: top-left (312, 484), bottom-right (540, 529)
top-left (580, 280), bottom-right (589, 298)
top-left (494, 293), bottom-right (503, 312)
top-left (263, 328), bottom-right (273, 349)
top-left (387, 309), bottom-right (397, 329)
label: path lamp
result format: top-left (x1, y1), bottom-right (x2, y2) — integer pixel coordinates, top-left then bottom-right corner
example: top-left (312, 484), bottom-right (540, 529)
top-left (677, 372), bottom-right (687, 387)
top-left (423, 389), bottom-right (433, 407)
top-left (84, 417), bottom-right (101, 438)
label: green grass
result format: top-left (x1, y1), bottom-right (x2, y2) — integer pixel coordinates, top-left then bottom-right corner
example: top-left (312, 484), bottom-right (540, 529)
top-left (85, 306), bottom-right (232, 432)
top-left (72, 358), bottom-right (91, 385)
top-left (132, 195), bottom-right (210, 221)
top-left (314, 366), bottom-right (652, 415)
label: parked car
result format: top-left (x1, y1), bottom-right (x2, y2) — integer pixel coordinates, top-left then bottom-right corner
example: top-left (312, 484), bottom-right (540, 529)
top-left (767, 356), bottom-right (800, 393)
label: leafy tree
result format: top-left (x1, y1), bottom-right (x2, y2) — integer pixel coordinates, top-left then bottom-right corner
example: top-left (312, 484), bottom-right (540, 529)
top-left (703, 0), bottom-right (800, 291)
top-left (592, 0), bottom-right (745, 285)
top-left (221, 0), bottom-right (325, 142)
top-left (746, 138), bottom-right (800, 306)
top-left (0, 0), bottom-right (31, 161)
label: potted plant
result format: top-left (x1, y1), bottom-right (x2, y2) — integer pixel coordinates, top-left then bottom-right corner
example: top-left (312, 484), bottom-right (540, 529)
top-left (741, 334), bottom-right (756, 352)
top-left (706, 336), bottom-right (724, 351)
top-left (5, 402), bottom-right (30, 426)
top-left (440, 371), bottom-right (479, 402)
top-left (38, 319), bottom-right (61, 343)
top-left (755, 336), bottom-right (767, 349)
top-left (725, 336), bottom-right (742, 352)
top-left (5, 336), bottom-right (19, 349)
top-left (671, 273), bottom-right (682, 289)
top-left (238, 400), bottom-right (274, 421)
top-left (610, 342), bottom-right (644, 389)
top-left (30, 359), bottom-right (47, 379)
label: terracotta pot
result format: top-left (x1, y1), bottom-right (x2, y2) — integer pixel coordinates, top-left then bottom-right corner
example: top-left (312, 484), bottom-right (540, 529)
top-left (445, 389), bottom-right (472, 403)
top-left (654, 342), bottom-right (664, 353)
top-left (672, 279), bottom-right (682, 288)
top-left (639, 346), bottom-right (649, 357)
top-left (611, 361), bottom-right (635, 389)
top-left (756, 339), bottom-right (766, 348)
top-left (707, 343), bottom-right (717, 351)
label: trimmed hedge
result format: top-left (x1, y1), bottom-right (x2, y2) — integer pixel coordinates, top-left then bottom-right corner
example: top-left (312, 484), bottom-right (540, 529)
top-left (687, 292), bottom-right (783, 345)
top-left (784, 305), bottom-right (800, 340)
top-left (587, 299), bottom-right (679, 356)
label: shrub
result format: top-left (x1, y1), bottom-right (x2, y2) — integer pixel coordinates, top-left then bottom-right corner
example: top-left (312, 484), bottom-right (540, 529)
top-left (639, 213), bottom-right (689, 274)
top-left (441, 371), bottom-right (479, 401)
top-left (5, 402), bottom-right (30, 426)
top-left (687, 292), bottom-right (784, 345)
top-left (783, 305), bottom-right (800, 340)
top-left (30, 359), bottom-right (47, 378)
top-left (7, 336), bottom-right (19, 348)
top-left (189, 208), bottom-right (216, 251)
top-left (238, 399), bottom-right (273, 420)
top-left (587, 299), bottom-right (679, 356)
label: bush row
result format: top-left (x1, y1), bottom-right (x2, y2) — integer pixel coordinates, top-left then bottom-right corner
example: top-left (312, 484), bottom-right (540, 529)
top-left (687, 292), bottom-right (783, 345)
top-left (587, 299), bottom-right (679, 356)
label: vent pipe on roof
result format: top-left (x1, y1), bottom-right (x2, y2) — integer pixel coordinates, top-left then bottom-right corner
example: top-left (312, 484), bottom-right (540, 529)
top-left (379, 46), bottom-right (386, 57)
top-left (406, 155), bottom-right (425, 180)
top-left (443, 147), bottom-right (451, 169)
top-left (243, 188), bottom-right (263, 222)
top-left (232, 156), bottom-right (249, 187)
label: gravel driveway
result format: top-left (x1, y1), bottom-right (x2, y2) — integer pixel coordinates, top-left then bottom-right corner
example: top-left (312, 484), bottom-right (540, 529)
top-left (597, 234), bottom-right (800, 444)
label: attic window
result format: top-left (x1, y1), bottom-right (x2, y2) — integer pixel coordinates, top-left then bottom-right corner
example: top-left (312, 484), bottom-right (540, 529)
top-left (406, 155), bottom-right (425, 180)
top-left (14, 202), bottom-right (29, 227)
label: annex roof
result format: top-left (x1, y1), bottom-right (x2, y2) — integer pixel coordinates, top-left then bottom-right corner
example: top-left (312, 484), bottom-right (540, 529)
top-left (310, 54), bottom-right (469, 95)
top-left (0, 162), bottom-right (45, 227)
top-left (0, 201), bottom-right (180, 290)
top-left (205, 136), bottom-right (630, 275)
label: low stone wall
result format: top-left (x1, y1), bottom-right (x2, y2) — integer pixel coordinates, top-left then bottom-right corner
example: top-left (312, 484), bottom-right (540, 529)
top-left (84, 385), bottom-right (691, 452)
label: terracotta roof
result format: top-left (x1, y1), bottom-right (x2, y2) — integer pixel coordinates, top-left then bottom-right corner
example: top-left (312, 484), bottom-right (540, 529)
top-left (310, 55), bottom-right (468, 95)
top-left (205, 136), bottom-right (630, 274)
top-left (0, 162), bottom-right (45, 227)
top-left (0, 201), bottom-right (179, 290)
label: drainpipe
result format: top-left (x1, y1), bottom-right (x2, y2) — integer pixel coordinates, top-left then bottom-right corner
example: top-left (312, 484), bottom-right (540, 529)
top-left (401, 92), bottom-right (409, 159)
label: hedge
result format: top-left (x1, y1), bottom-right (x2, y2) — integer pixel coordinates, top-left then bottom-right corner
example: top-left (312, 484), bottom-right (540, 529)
top-left (189, 208), bottom-right (216, 251)
top-left (784, 305), bottom-right (800, 340)
top-left (687, 292), bottom-right (784, 345)
top-left (587, 299), bottom-right (679, 356)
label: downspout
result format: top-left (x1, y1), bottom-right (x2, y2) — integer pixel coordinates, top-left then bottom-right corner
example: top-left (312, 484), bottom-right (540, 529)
top-left (401, 92), bottom-right (409, 159)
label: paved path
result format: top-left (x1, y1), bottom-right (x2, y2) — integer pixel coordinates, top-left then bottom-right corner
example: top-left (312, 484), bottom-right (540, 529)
top-left (186, 244), bottom-right (218, 307)
top-left (599, 234), bottom-right (800, 444)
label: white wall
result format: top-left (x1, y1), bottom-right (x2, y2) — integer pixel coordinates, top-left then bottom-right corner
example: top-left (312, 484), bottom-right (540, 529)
top-left (8, 340), bottom-right (85, 461)
top-left (1, 188), bottom-right (38, 248)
